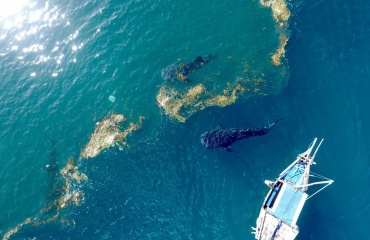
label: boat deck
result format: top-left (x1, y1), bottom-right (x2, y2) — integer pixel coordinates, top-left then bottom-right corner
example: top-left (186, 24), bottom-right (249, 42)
top-left (268, 182), bottom-right (308, 226)
top-left (253, 139), bottom-right (333, 240)
top-left (282, 161), bottom-right (305, 185)
top-left (255, 209), bottom-right (298, 240)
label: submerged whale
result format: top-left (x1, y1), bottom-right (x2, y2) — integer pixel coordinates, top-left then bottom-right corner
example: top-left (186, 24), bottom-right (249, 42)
top-left (200, 118), bottom-right (284, 152)
top-left (161, 54), bottom-right (217, 82)
top-left (45, 137), bottom-right (63, 204)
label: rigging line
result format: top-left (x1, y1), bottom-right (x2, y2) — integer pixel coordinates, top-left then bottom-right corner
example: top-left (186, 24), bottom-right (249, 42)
top-left (278, 182), bottom-right (329, 223)
top-left (309, 172), bottom-right (331, 180)
top-left (289, 168), bottom-right (302, 179)
top-left (309, 170), bottom-right (330, 178)
top-left (306, 181), bottom-right (333, 200)
top-left (287, 164), bottom-right (305, 180)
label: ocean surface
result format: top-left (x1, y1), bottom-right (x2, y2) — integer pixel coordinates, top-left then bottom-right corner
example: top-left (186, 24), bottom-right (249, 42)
top-left (0, 0), bottom-right (369, 239)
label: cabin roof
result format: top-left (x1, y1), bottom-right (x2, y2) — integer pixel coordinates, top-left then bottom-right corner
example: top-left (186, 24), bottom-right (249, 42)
top-left (269, 182), bottom-right (308, 226)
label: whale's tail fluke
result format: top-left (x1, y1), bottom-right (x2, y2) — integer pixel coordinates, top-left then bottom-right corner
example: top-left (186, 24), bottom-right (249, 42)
top-left (269, 117), bottom-right (285, 128)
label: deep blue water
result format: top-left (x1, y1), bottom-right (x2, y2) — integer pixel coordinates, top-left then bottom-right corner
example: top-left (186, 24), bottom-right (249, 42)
top-left (0, 0), bottom-right (369, 239)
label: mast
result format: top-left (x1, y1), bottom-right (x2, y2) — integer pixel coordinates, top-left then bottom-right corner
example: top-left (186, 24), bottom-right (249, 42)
top-left (278, 138), bottom-right (321, 190)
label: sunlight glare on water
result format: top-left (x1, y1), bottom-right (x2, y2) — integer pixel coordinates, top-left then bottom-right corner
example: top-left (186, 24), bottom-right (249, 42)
top-left (0, 0), bottom-right (82, 78)
top-left (0, 0), bottom-right (29, 19)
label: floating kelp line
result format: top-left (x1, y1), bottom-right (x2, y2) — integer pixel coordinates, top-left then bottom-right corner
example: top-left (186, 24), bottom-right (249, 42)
top-left (260, 0), bottom-right (291, 23)
top-left (2, 219), bottom-right (32, 240)
top-left (3, 112), bottom-right (144, 240)
top-left (59, 112), bottom-right (144, 209)
top-left (272, 35), bottom-right (289, 66)
top-left (157, 83), bottom-right (245, 122)
top-left (80, 113), bottom-right (145, 159)
top-left (260, 0), bottom-right (291, 66)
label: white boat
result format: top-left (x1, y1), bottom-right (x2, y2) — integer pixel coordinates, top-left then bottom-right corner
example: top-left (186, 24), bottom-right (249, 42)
top-left (252, 138), bottom-right (334, 240)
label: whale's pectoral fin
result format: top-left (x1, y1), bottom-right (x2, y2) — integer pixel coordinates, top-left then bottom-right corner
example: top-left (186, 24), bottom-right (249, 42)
top-left (225, 146), bottom-right (232, 152)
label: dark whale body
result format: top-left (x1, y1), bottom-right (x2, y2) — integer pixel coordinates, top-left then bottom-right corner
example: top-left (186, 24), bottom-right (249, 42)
top-left (45, 138), bottom-right (63, 205)
top-left (200, 118), bottom-right (284, 152)
top-left (161, 54), bottom-right (217, 82)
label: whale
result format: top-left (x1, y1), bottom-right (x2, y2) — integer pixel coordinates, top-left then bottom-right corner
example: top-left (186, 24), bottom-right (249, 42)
top-left (161, 54), bottom-right (217, 82)
top-left (45, 137), bottom-right (63, 206)
top-left (200, 118), bottom-right (284, 152)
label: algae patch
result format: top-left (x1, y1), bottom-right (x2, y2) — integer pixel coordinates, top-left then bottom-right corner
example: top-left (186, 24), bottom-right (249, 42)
top-left (259, 0), bottom-right (291, 23)
top-left (157, 83), bottom-right (245, 122)
top-left (80, 113), bottom-right (143, 159)
top-left (2, 112), bottom-right (145, 240)
top-left (272, 34), bottom-right (288, 66)
top-left (259, 0), bottom-right (290, 67)
top-left (58, 158), bottom-right (87, 208)
top-left (2, 218), bottom-right (33, 240)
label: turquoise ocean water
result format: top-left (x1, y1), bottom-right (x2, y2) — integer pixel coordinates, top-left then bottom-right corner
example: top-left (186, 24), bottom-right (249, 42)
top-left (0, 0), bottom-right (369, 239)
